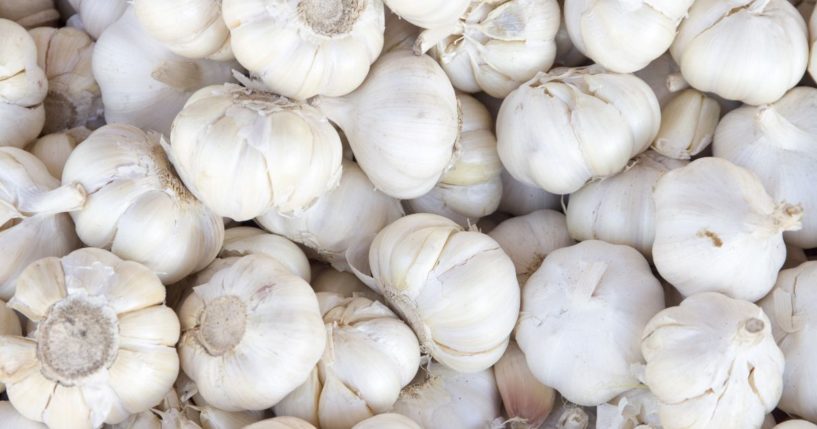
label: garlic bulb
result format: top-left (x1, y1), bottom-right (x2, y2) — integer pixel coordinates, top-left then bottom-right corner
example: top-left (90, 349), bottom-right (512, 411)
top-left (517, 240), bottom-right (664, 406)
top-left (565, 0), bottom-right (694, 73)
top-left (245, 418), bottom-right (316, 429)
top-left (352, 413), bottom-right (422, 429)
top-left (92, 9), bottom-right (236, 136)
top-left (274, 293), bottom-right (421, 428)
top-left (554, 0), bottom-right (587, 67)
top-left (169, 83), bottom-right (343, 221)
top-left (366, 213), bottom-right (520, 372)
top-left (494, 341), bottom-right (556, 429)
top-left (497, 66), bottom-right (661, 195)
top-left (776, 422), bottom-right (817, 429)
top-left (0, 147), bottom-right (84, 300)
top-left (222, 226), bottom-right (310, 282)
top-left (488, 209), bottom-right (574, 284)
top-left (383, 0), bottom-right (469, 29)
top-left (62, 124), bottom-right (224, 284)
top-left (134, 0), bottom-right (231, 60)
top-left (417, 0), bottom-right (560, 98)
top-left (222, 0), bottom-right (385, 100)
top-left (0, 299), bottom-right (22, 393)
top-left (566, 151), bottom-right (687, 259)
top-left (499, 170), bottom-right (560, 216)
top-left (178, 254), bottom-right (326, 411)
top-left (0, 19), bottom-right (47, 149)
top-left (384, 10), bottom-right (420, 53)
top-left (311, 266), bottom-right (381, 301)
top-left (596, 389), bottom-right (661, 429)
top-left (671, 0), bottom-right (807, 105)
top-left (0, 0), bottom-right (58, 28)
top-left (0, 402), bottom-right (47, 428)
top-left (713, 87), bottom-right (817, 249)
top-left (758, 261), bottom-right (817, 422)
top-left (26, 127), bottom-right (90, 178)
top-left (257, 160), bottom-right (402, 271)
top-left (0, 248), bottom-right (181, 428)
top-left (67, 0), bottom-right (127, 39)
top-left (651, 89), bottom-right (720, 160)
top-left (315, 49), bottom-right (459, 199)
top-left (641, 292), bottom-right (784, 429)
top-left (652, 157), bottom-right (802, 302)
top-left (404, 178), bottom-right (501, 226)
top-left (392, 362), bottom-right (501, 429)
top-left (29, 26), bottom-right (102, 133)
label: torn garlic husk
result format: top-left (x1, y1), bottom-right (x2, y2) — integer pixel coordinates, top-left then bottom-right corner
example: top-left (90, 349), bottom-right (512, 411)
top-left (494, 340), bottom-right (556, 429)
top-left (244, 417), bottom-right (317, 429)
top-left (66, 0), bottom-right (127, 39)
top-left (596, 388), bottom-right (662, 429)
top-left (384, 0), bottom-right (469, 29)
top-left (0, 248), bottom-right (181, 428)
top-left (499, 170), bottom-right (560, 216)
top-left (134, 0), bottom-right (232, 60)
top-left (221, 226), bottom-right (311, 282)
top-left (351, 413), bottom-right (421, 429)
top-left (0, 0), bottom-right (58, 29)
top-left (0, 299), bottom-right (22, 393)
top-left (25, 126), bottom-right (90, 179)
top-left (0, 19), bottom-right (47, 149)
top-left (641, 292), bottom-right (784, 429)
top-left (0, 401), bottom-right (47, 428)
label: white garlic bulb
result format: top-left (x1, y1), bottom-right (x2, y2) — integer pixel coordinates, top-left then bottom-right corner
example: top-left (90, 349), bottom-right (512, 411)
top-left (67, 0), bottom-right (127, 39)
top-left (222, 0), bottom-right (385, 100)
top-left (652, 157), bottom-right (802, 302)
top-left (315, 49), bottom-right (459, 199)
top-left (0, 147), bottom-right (84, 300)
top-left (367, 213), bottom-right (520, 372)
top-left (274, 293), bottom-right (420, 428)
top-left (1, 248), bottom-right (181, 428)
top-left (596, 388), bottom-right (662, 429)
top-left (257, 160), bottom-right (402, 271)
top-left (392, 362), bottom-right (501, 429)
top-left (642, 292), bottom-right (784, 429)
top-left (517, 240), bottom-right (664, 406)
top-left (221, 226), bottom-right (310, 282)
top-left (245, 417), bottom-right (316, 429)
top-left (0, 0), bottom-right (58, 28)
top-left (0, 19), bottom-right (47, 149)
top-left (0, 402), bottom-right (47, 428)
top-left (497, 66), bottom-right (661, 195)
top-left (62, 124), bottom-right (224, 284)
top-left (566, 151), bottom-right (687, 259)
top-left (494, 341), bottom-right (556, 429)
top-left (404, 178), bottom-right (501, 226)
top-left (713, 87), bottom-right (817, 249)
top-left (352, 413), bottom-right (422, 429)
top-left (26, 127), bottom-right (90, 179)
top-left (776, 421), bottom-right (817, 429)
top-left (134, 0), bottom-right (231, 60)
top-left (92, 9), bottom-right (236, 136)
top-left (499, 170), bottom-right (560, 216)
top-left (671, 0), bottom-right (807, 105)
top-left (384, 0), bottom-right (469, 29)
top-left (178, 254), bottom-right (326, 411)
top-left (565, 0), bottom-right (695, 73)
top-left (653, 89), bottom-right (721, 160)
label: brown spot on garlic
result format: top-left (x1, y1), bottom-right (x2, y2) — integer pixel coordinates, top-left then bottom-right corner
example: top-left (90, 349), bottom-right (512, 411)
top-left (299, 0), bottom-right (364, 36)
top-left (197, 295), bottom-right (247, 356)
top-left (697, 229), bottom-right (723, 247)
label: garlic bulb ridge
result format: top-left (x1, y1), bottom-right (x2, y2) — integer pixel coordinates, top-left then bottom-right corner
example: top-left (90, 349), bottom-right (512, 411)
top-left (0, 19), bottom-right (47, 149)
top-left (134, 0), bottom-right (232, 60)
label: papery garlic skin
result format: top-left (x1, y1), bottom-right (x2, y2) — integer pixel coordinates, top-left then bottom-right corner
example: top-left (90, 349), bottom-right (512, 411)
top-left (517, 240), bottom-right (664, 406)
top-left (497, 66), bottom-right (660, 195)
top-left (352, 413), bottom-right (421, 429)
top-left (134, 0), bottom-right (232, 60)
top-left (392, 363), bottom-right (501, 429)
top-left (596, 388), bottom-right (661, 429)
top-left (368, 213), bottom-right (520, 372)
top-left (0, 402), bottom-right (47, 428)
top-left (652, 157), bottom-right (802, 302)
top-left (221, 227), bottom-right (310, 282)
top-left (641, 292), bottom-right (784, 429)
top-left (499, 170), bottom-right (560, 216)
top-left (0, 0), bottom-right (58, 28)
top-left (0, 19), bottom-right (47, 149)
top-left (671, 0), bottom-right (807, 105)
top-left (62, 124), bottom-right (224, 284)
top-left (316, 50), bottom-right (459, 199)
top-left (384, 0), bottom-right (469, 29)
top-left (652, 89), bottom-right (721, 160)
top-left (245, 417), bottom-right (317, 429)
top-left (566, 151), bottom-right (687, 259)
top-left (1, 248), bottom-right (181, 428)
top-left (67, 0), bottom-right (127, 39)
top-left (222, 0), bottom-right (384, 100)
top-left (26, 127), bottom-right (90, 179)
top-left (494, 341), bottom-right (556, 429)
top-left (713, 87), bottom-right (817, 249)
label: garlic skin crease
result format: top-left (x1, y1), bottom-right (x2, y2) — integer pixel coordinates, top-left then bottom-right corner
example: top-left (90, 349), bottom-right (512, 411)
top-left (66, 0), bottom-right (127, 39)
top-left (222, 226), bottom-right (311, 282)
top-left (274, 293), bottom-right (421, 428)
top-left (641, 292), bottom-right (784, 429)
top-left (351, 413), bottom-right (422, 429)
top-left (0, 19), bottom-right (47, 149)
top-left (315, 49), bottom-right (459, 200)
top-left (222, 0), bottom-right (385, 100)
top-left (494, 340), bottom-right (556, 429)
top-left (62, 124), bottom-right (224, 284)
top-left (0, 0), bottom-right (59, 29)
top-left (0, 401), bottom-right (47, 428)
top-left (652, 89), bottom-right (721, 160)
top-left (26, 127), bottom-right (90, 179)
top-left (652, 157), bottom-right (802, 302)
top-left (497, 65), bottom-right (660, 195)
top-left (713, 87), bottom-right (817, 249)
top-left (134, 0), bottom-right (232, 60)
top-left (384, 0), bottom-right (470, 29)
top-left (368, 213), bottom-right (520, 372)
top-left (517, 240), bottom-right (664, 406)
top-left (671, 0), bottom-right (807, 105)
top-left (178, 254), bottom-right (326, 411)
top-left (0, 248), bottom-right (181, 428)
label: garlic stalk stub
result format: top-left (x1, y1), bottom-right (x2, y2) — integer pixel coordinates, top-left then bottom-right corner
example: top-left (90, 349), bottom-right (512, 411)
top-left (494, 340), bottom-right (556, 429)
top-left (25, 127), bottom-right (90, 179)
top-left (652, 157), bottom-right (802, 302)
top-left (134, 0), bottom-right (232, 60)
top-left (0, 0), bottom-right (58, 29)
top-left (66, 0), bottom-right (127, 39)
top-left (221, 226), bottom-right (311, 282)
top-left (383, 0), bottom-right (470, 29)
top-left (352, 413), bottom-right (422, 429)
top-left (651, 89), bottom-right (721, 160)
top-left (641, 292), bottom-right (784, 429)
top-left (0, 19), bottom-right (47, 149)
top-left (0, 248), bottom-right (181, 428)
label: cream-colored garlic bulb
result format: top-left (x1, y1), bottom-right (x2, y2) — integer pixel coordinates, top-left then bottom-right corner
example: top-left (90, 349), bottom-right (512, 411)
top-left (0, 402), bottom-right (48, 428)
top-left (352, 413), bottom-right (422, 429)
top-left (652, 157), bottom-right (802, 302)
top-left (417, 0), bottom-right (560, 98)
top-left (489, 209), bottom-right (574, 284)
top-left (713, 87), bottom-right (817, 249)
top-left (0, 147), bottom-right (83, 300)
top-left (384, 10), bottom-right (420, 53)
top-left (499, 170), bottom-right (560, 216)
top-left (495, 341), bottom-right (556, 429)
top-left (384, 0), bottom-right (469, 29)
top-left (0, 248), bottom-right (181, 428)
top-left (517, 240), bottom-right (664, 406)
top-left (652, 89), bottom-right (721, 160)
top-left (222, 0), bottom-right (384, 100)
top-left (642, 292), bottom-right (784, 429)
top-left (178, 254), bottom-right (326, 411)
top-left (221, 226), bottom-right (310, 282)
top-left (365, 213), bottom-right (519, 372)
top-left (566, 151), bottom-right (687, 259)
top-left (565, 0), bottom-right (694, 73)
top-left (0, 299), bottom-right (22, 393)
top-left (67, 0), bottom-right (127, 39)
top-left (62, 124), bottom-right (224, 284)
top-left (671, 0), bottom-right (807, 105)
top-left (497, 65), bottom-right (660, 195)
top-left (776, 421), bottom-right (817, 429)
top-left (245, 418), bottom-right (316, 429)
top-left (0, 0), bottom-right (58, 28)
top-left (92, 9), bottom-right (236, 136)
top-left (257, 160), bottom-right (402, 271)
top-left (134, 0), bottom-right (231, 60)
top-left (315, 49), bottom-right (459, 199)
top-left (392, 363), bottom-right (501, 429)
top-left (311, 266), bottom-right (381, 301)
top-left (25, 127), bottom-right (90, 178)
top-left (596, 388), bottom-right (661, 429)
top-left (554, 0), bottom-right (587, 67)
top-left (274, 293), bottom-right (421, 428)
top-left (0, 19), bottom-right (47, 148)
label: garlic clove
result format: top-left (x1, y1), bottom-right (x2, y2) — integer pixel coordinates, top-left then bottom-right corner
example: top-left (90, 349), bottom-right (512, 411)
top-left (25, 127), bottom-right (90, 179)
top-left (351, 413), bottom-right (422, 429)
top-left (221, 226), bottom-right (311, 282)
top-left (652, 89), bottom-right (721, 160)
top-left (133, 0), bottom-right (232, 60)
top-left (494, 340), bottom-right (556, 429)
top-left (118, 306), bottom-right (181, 347)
